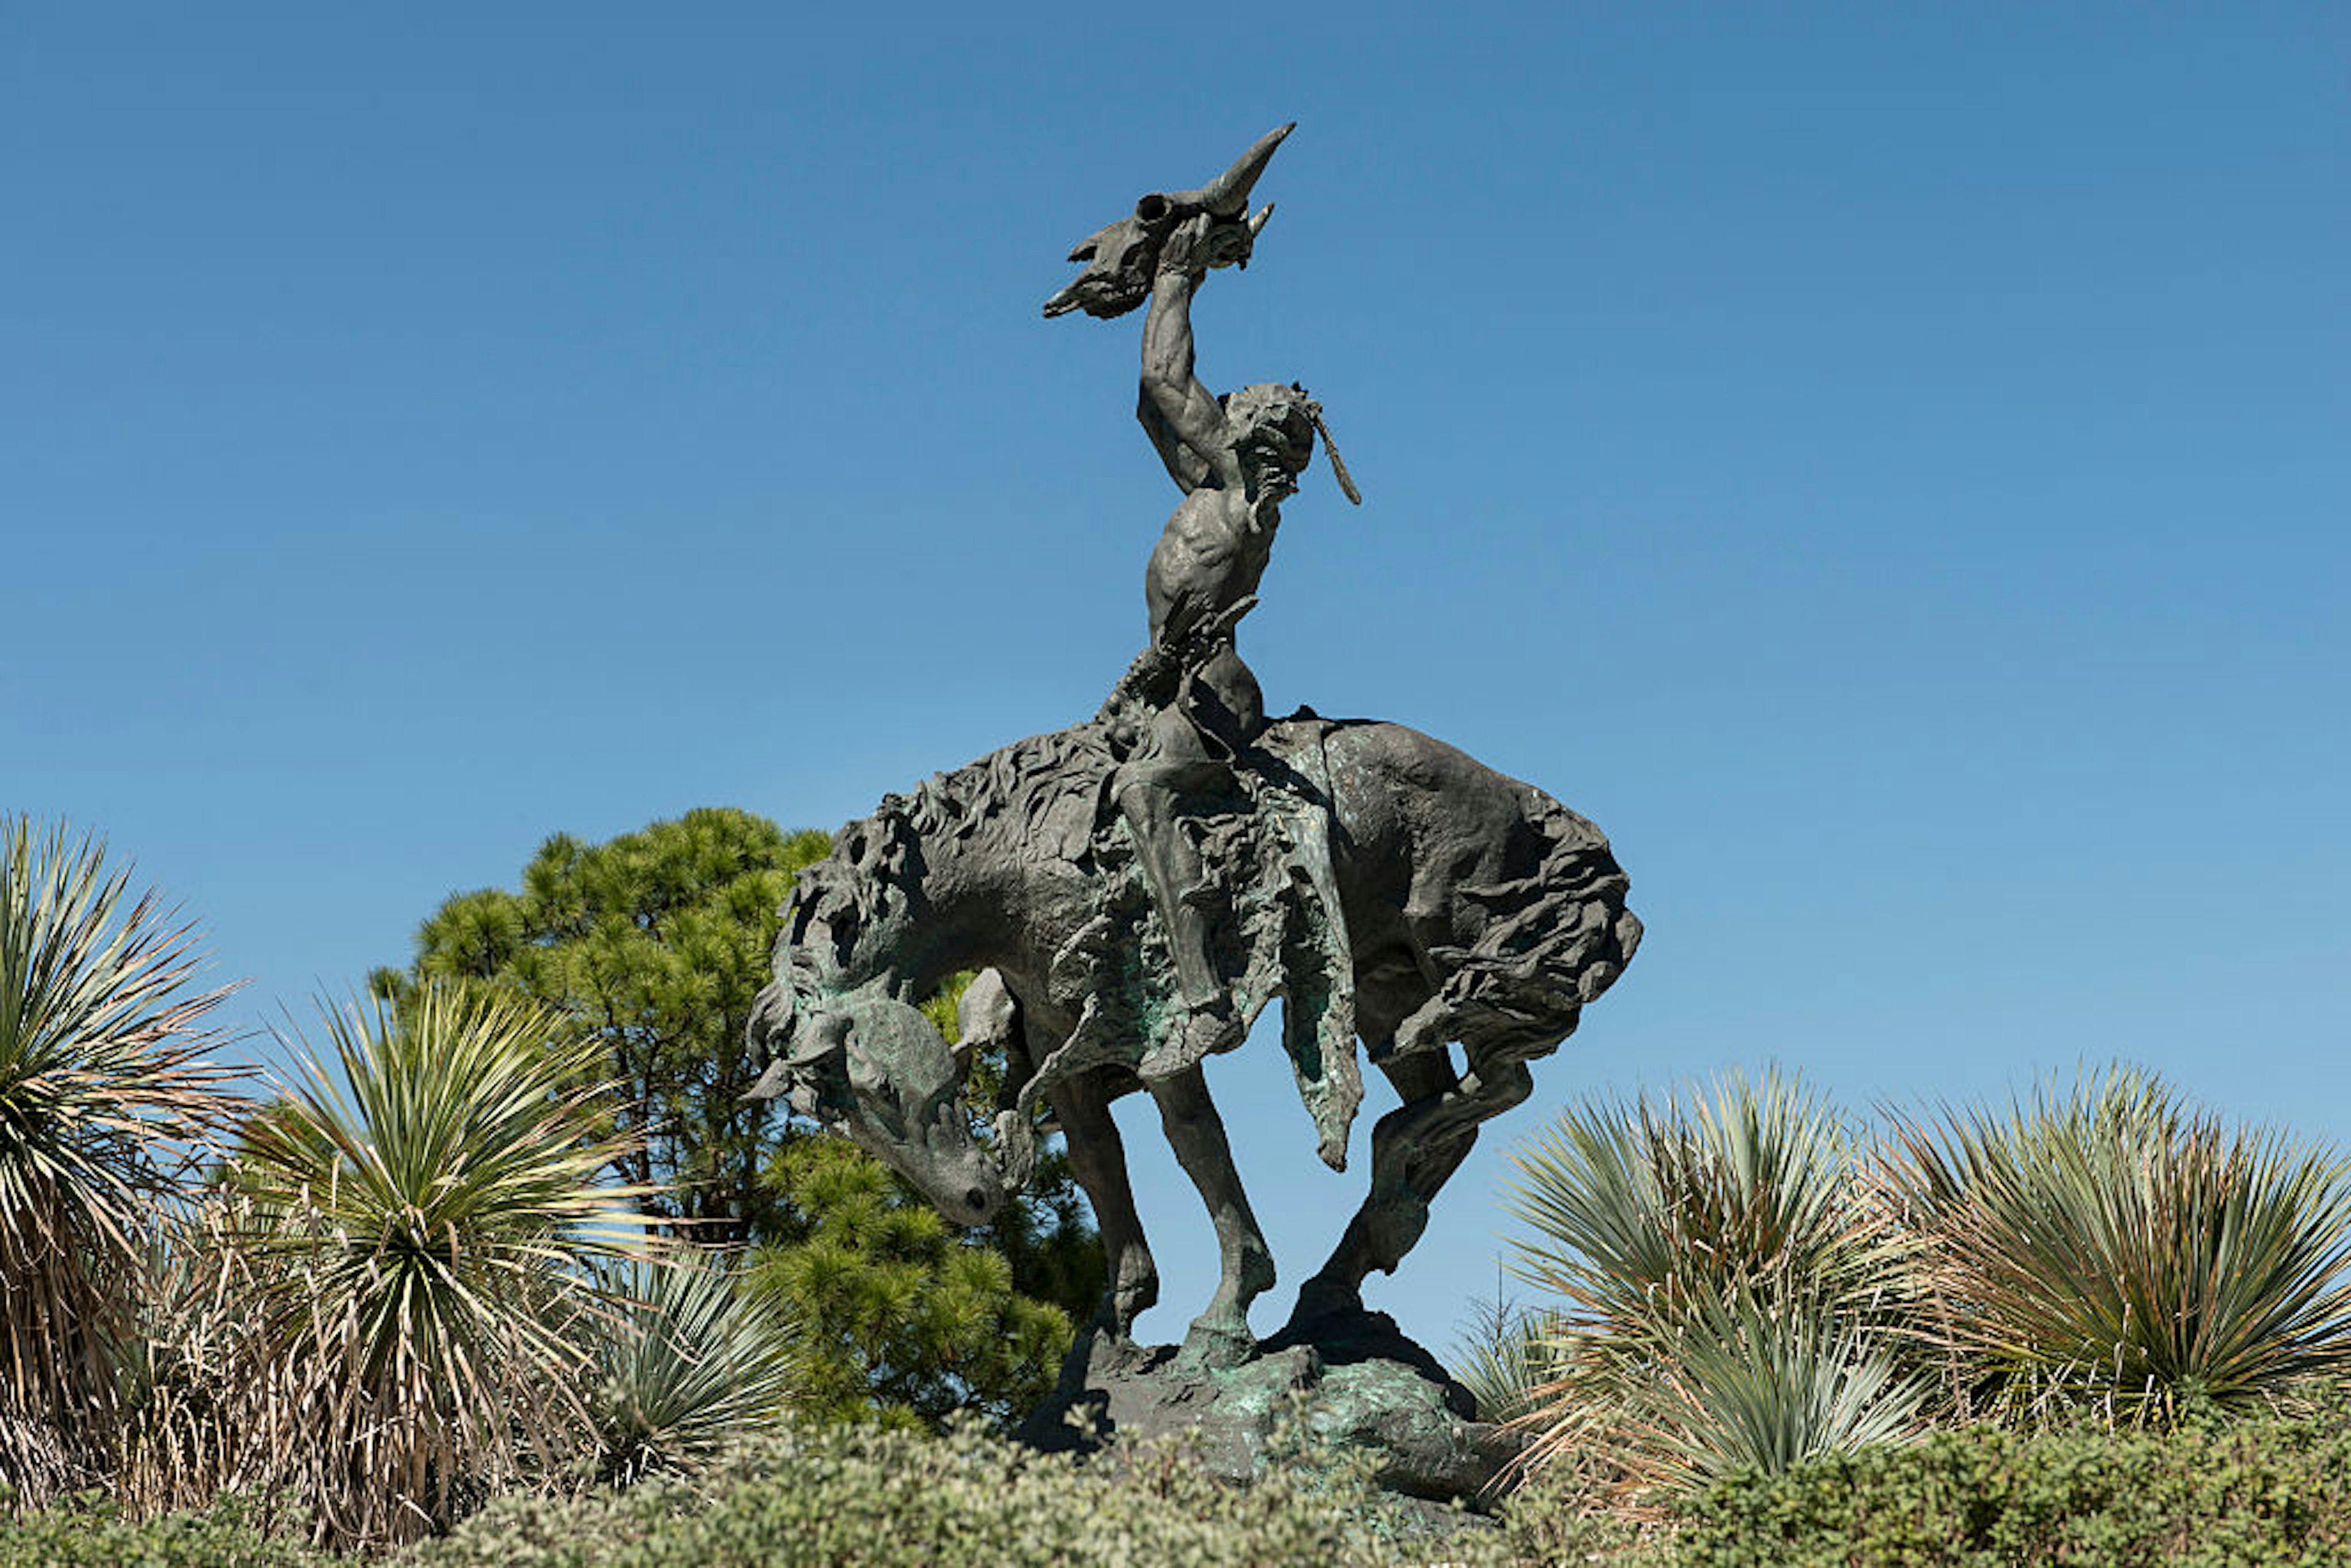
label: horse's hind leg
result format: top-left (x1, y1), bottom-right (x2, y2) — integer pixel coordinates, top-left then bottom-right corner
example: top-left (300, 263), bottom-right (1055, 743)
top-left (1289, 1049), bottom-right (1536, 1333)
top-left (1147, 1064), bottom-right (1275, 1366)
top-left (1051, 1068), bottom-right (1157, 1339)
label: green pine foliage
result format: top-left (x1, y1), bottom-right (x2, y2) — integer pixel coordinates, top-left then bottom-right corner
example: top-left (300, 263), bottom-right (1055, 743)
top-left (748, 1139), bottom-right (1071, 1431)
top-left (370, 808), bottom-right (828, 1245)
top-left (918, 973), bottom-right (1105, 1322)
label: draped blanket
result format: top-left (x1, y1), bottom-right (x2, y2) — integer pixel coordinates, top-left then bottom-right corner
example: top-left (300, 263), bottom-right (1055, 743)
top-left (799, 713), bottom-right (1362, 1171)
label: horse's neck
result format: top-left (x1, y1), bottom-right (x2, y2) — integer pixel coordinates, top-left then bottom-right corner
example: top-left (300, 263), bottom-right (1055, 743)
top-left (838, 820), bottom-right (1014, 1000)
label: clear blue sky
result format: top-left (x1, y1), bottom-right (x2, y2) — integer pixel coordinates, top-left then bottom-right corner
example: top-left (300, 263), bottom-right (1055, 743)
top-left (6, 4), bottom-right (2346, 1351)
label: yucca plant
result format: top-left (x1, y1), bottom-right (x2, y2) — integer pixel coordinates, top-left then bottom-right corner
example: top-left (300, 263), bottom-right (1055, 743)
top-left (229, 985), bottom-right (653, 1548)
top-left (1507, 1068), bottom-right (1882, 1327)
top-left (582, 1250), bottom-right (802, 1485)
top-left (1605, 1285), bottom-right (1927, 1498)
top-left (1880, 1064), bottom-right (2351, 1427)
top-left (1503, 1068), bottom-right (1919, 1500)
top-left (0, 818), bottom-right (238, 1509)
top-left (1445, 1283), bottom-right (1558, 1426)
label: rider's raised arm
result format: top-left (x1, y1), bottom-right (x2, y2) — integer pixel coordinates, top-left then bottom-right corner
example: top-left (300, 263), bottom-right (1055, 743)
top-left (1138, 234), bottom-right (1243, 494)
top-left (1136, 384), bottom-right (1209, 495)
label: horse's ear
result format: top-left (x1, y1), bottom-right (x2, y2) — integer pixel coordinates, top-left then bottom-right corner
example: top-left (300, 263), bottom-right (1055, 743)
top-left (788, 1009), bottom-right (851, 1071)
top-left (746, 983), bottom-right (849, 1103)
top-left (747, 1056), bottom-right (798, 1103)
top-left (952, 969), bottom-right (1019, 1080)
top-left (956, 969), bottom-right (1018, 1049)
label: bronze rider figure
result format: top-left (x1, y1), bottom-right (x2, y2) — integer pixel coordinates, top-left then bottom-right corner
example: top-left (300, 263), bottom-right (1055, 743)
top-left (1049, 126), bottom-right (1359, 1062)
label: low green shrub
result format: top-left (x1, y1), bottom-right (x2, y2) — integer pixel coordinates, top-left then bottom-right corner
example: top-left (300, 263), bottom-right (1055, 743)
top-left (28, 1416), bottom-right (2351, 1566)
top-left (1672, 1417), bottom-right (2351, 1567)
top-left (0, 1491), bottom-right (323, 1567)
top-left (1492, 1466), bottom-right (1667, 1565)
top-left (408, 1417), bottom-right (1493, 1567)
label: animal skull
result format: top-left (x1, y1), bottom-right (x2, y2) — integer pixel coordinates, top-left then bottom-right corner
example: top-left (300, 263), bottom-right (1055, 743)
top-left (1041, 123), bottom-right (1293, 320)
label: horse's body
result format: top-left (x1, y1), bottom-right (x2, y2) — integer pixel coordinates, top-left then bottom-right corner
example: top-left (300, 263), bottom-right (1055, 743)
top-left (751, 713), bottom-right (1639, 1357)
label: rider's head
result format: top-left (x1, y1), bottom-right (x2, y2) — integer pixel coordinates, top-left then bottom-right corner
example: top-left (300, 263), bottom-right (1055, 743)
top-left (1223, 383), bottom-right (1317, 498)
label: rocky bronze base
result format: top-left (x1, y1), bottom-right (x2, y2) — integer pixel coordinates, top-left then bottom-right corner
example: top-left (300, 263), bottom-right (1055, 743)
top-left (1015, 1310), bottom-right (1525, 1505)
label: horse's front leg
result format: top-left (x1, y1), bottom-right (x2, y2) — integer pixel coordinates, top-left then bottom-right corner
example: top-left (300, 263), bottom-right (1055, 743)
top-left (1147, 1064), bottom-right (1274, 1367)
top-left (1050, 1068), bottom-right (1157, 1337)
top-left (1290, 1047), bottom-right (1535, 1337)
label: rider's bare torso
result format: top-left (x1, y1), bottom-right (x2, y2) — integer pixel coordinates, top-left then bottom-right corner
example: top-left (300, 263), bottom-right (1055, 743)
top-left (1097, 216), bottom-right (1327, 1056)
top-left (1147, 485), bottom-right (1279, 656)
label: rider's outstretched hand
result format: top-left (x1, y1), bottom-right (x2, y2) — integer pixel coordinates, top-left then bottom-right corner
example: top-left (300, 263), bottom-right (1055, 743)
top-left (1160, 211), bottom-right (1259, 278)
top-left (1201, 211), bottom-right (1258, 270)
top-left (1157, 212), bottom-right (1215, 277)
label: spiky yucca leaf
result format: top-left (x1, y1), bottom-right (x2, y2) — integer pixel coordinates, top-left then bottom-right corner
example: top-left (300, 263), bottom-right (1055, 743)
top-left (1445, 1289), bottom-right (1558, 1426)
top-left (1882, 1065), bottom-right (2351, 1426)
top-left (1598, 1287), bottom-right (1927, 1499)
top-left (0, 818), bottom-right (237, 1507)
top-left (1506, 1068), bottom-right (1880, 1332)
top-left (231, 986), bottom-right (652, 1548)
top-left (104, 1198), bottom-right (277, 1517)
top-left (583, 1251), bottom-right (802, 1485)
top-left (1503, 1069), bottom-right (1915, 1496)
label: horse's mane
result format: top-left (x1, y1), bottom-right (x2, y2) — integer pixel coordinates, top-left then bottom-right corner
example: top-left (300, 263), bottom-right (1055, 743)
top-left (785, 718), bottom-right (1119, 984)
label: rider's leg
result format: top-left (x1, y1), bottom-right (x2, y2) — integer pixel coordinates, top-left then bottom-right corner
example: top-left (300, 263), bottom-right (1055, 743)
top-left (1112, 775), bottom-right (1224, 1010)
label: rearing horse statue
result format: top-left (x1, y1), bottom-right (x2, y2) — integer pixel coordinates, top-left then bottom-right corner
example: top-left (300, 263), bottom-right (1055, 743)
top-left (749, 126), bottom-right (1639, 1377)
top-left (747, 711), bottom-right (1639, 1362)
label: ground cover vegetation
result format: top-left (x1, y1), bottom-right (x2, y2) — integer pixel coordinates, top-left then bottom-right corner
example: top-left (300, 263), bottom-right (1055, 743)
top-left (12, 812), bottom-right (2351, 1562)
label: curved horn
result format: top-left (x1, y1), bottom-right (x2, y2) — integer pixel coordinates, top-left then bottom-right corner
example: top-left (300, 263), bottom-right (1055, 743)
top-left (1199, 122), bottom-right (1294, 217)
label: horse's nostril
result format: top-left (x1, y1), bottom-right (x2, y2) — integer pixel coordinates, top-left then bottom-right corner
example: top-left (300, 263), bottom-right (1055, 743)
top-left (965, 1187), bottom-right (988, 1214)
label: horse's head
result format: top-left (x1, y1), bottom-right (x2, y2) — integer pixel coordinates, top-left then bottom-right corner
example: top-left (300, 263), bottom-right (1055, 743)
top-left (748, 978), bottom-right (1008, 1226)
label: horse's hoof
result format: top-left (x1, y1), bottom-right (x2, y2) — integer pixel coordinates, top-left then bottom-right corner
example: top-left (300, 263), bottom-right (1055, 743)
top-left (1286, 1278), bottom-right (1362, 1332)
top-left (1176, 1318), bottom-right (1256, 1371)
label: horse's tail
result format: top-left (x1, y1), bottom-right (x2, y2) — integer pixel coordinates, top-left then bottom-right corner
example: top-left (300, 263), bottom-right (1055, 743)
top-left (1394, 790), bottom-right (1641, 1066)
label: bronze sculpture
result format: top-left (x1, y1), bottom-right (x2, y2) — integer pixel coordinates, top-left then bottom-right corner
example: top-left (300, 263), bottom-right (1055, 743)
top-left (750, 126), bottom-right (1640, 1496)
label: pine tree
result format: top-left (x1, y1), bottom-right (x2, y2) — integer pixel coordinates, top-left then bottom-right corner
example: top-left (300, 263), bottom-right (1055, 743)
top-left (373, 807), bottom-right (1103, 1425)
